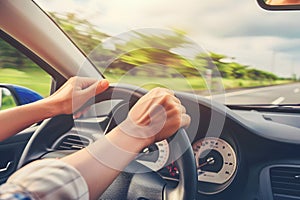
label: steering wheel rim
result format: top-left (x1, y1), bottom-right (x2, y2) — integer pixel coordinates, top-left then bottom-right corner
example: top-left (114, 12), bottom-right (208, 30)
top-left (17, 85), bottom-right (197, 200)
top-left (164, 128), bottom-right (197, 200)
top-left (17, 114), bottom-right (74, 169)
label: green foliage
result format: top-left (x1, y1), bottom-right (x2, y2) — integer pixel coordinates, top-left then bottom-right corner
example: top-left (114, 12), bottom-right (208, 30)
top-left (1, 92), bottom-right (16, 110)
top-left (49, 12), bottom-right (109, 53)
top-left (35, 12), bottom-right (287, 83)
top-left (0, 38), bottom-right (51, 97)
top-left (0, 11), bottom-right (295, 98)
top-left (207, 52), bottom-right (279, 81)
top-left (0, 68), bottom-right (50, 97)
top-left (0, 38), bottom-right (38, 70)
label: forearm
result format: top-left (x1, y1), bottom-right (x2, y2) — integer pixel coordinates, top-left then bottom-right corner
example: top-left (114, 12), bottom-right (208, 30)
top-left (61, 126), bottom-right (147, 200)
top-left (0, 98), bottom-right (58, 141)
top-left (0, 78), bottom-right (109, 142)
top-left (60, 88), bottom-right (189, 200)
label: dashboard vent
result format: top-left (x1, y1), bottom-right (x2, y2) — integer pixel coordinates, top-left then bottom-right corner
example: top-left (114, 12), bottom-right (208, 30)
top-left (55, 134), bottom-right (91, 151)
top-left (270, 166), bottom-right (300, 199)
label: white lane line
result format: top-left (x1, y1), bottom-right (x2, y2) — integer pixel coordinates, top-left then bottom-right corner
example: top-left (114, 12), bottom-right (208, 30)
top-left (221, 85), bottom-right (285, 97)
top-left (271, 97), bottom-right (285, 105)
top-left (294, 88), bottom-right (299, 93)
top-left (208, 83), bottom-right (300, 99)
top-left (211, 87), bottom-right (268, 98)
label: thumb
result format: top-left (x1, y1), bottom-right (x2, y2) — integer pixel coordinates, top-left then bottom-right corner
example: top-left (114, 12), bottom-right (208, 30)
top-left (83, 79), bottom-right (109, 98)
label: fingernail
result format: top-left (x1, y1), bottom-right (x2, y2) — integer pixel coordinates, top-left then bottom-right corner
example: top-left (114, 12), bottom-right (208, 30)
top-left (100, 79), bottom-right (109, 88)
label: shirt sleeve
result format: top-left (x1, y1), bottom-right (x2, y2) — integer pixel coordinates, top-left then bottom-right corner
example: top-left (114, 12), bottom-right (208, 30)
top-left (0, 159), bottom-right (89, 200)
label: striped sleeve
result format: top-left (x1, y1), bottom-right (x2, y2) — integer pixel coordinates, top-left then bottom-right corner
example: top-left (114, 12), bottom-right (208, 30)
top-left (0, 159), bottom-right (89, 200)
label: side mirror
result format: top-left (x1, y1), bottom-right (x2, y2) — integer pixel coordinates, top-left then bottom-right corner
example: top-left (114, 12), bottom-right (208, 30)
top-left (0, 84), bottom-right (43, 110)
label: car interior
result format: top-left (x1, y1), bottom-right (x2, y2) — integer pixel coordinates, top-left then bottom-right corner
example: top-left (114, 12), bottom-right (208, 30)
top-left (1, 0), bottom-right (300, 200)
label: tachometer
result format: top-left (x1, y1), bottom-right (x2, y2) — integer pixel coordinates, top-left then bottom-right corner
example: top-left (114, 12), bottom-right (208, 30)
top-left (136, 139), bottom-right (169, 171)
top-left (193, 137), bottom-right (237, 194)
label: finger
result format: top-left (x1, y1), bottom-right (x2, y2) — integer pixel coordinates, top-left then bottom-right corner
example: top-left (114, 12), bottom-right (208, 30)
top-left (83, 79), bottom-right (109, 98)
top-left (150, 87), bottom-right (174, 96)
top-left (172, 96), bottom-right (181, 104)
top-left (160, 89), bottom-right (175, 98)
top-left (73, 106), bottom-right (91, 119)
top-left (180, 104), bottom-right (186, 114)
top-left (73, 112), bottom-right (82, 119)
top-left (80, 106), bottom-right (91, 115)
top-left (180, 113), bottom-right (191, 128)
top-left (164, 101), bottom-right (185, 115)
top-left (95, 79), bottom-right (109, 94)
top-left (154, 92), bottom-right (178, 104)
top-left (54, 77), bottom-right (99, 94)
top-left (167, 95), bottom-right (182, 107)
top-left (75, 77), bottom-right (104, 89)
top-left (162, 88), bottom-right (174, 95)
top-left (163, 93), bottom-right (180, 105)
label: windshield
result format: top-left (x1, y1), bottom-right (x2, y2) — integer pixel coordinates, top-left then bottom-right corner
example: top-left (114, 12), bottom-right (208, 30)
top-left (35, 0), bottom-right (300, 105)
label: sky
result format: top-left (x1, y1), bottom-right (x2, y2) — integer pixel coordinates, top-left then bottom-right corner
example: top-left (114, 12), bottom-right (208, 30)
top-left (36, 0), bottom-right (300, 78)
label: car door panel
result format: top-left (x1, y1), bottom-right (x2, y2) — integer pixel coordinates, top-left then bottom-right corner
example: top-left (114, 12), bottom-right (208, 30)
top-left (0, 127), bottom-right (36, 184)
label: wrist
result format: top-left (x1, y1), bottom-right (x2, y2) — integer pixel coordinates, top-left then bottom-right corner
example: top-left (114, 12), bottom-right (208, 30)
top-left (107, 126), bottom-right (153, 154)
top-left (39, 97), bottom-right (62, 118)
top-left (117, 118), bottom-right (158, 146)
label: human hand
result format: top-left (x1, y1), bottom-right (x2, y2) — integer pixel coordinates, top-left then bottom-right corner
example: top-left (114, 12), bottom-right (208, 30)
top-left (118, 87), bottom-right (191, 147)
top-left (47, 76), bottom-right (109, 116)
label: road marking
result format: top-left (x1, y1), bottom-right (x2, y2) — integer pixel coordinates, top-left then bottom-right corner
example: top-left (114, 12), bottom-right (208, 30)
top-left (294, 88), bottom-right (299, 93)
top-left (211, 87), bottom-right (269, 98)
top-left (221, 84), bottom-right (290, 97)
top-left (207, 83), bottom-right (300, 100)
top-left (271, 97), bottom-right (285, 105)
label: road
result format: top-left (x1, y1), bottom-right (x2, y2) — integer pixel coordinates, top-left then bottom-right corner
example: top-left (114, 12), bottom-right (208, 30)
top-left (209, 83), bottom-right (300, 105)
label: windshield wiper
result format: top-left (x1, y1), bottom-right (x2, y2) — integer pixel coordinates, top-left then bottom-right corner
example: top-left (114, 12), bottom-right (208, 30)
top-left (227, 104), bottom-right (300, 113)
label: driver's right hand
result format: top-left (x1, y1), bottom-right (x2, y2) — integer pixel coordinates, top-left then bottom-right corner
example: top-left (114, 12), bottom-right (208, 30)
top-left (119, 87), bottom-right (191, 147)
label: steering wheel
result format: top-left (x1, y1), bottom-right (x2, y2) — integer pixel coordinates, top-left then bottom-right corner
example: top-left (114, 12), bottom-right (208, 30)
top-left (17, 85), bottom-right (197, 200)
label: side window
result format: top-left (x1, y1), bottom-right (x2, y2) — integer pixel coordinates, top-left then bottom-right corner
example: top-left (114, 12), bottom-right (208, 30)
top-left (0, 38), bottom-right (51, 110)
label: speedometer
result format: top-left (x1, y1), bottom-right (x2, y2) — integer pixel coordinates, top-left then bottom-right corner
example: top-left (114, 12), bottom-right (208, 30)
top-left (193, 137), bottom-right (237, 194)
top-left (136, 139), bottom-right (169, 171)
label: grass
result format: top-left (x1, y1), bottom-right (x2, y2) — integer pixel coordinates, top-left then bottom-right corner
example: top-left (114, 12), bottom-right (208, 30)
top-left (1, 95), bottom-right (16, 110)
top-left (0, 68), bottom-right (294, 97)
top-left (0, 68), bottom-right (51, 97)
top-left (221, 78), bottom-right (292, 90)
top-left (105, 74), bottom-right (294, 93)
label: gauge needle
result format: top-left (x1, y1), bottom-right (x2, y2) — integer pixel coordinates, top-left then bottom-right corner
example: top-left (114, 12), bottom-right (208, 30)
top-left (197, 157), bottom-right (215, 170)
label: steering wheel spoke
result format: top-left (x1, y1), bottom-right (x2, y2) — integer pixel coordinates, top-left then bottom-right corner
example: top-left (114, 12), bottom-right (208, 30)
top-left (127, 162), bottom-right (166, 200)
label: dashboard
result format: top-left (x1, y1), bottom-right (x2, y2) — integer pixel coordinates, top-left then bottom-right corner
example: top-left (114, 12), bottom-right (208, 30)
top-left (46, 92), bottom-right (300, 200)
top-left (136, 135), bottom-right (238, 196)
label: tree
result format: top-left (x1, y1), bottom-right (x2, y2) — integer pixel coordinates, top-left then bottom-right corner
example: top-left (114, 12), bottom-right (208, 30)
top-left (0, 37), bottom-right (38, 70)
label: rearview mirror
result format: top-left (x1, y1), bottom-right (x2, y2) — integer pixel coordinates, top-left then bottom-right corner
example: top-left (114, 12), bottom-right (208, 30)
top-left (0, 84), bottom-right (43, 110)
top-left (258, 0), bottom-right (300, 10)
